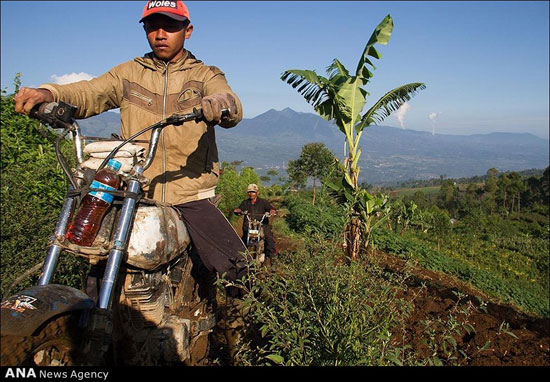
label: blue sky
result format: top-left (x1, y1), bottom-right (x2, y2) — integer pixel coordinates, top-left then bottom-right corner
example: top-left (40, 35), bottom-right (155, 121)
top-left (1, 1), bottom-right (549, 139)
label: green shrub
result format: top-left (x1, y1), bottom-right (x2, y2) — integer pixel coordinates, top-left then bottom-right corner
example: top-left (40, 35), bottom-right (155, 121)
top-left (216, 165), bottom-right (261, 222)
top-left (1, 86), bottom-right (88, 295)
top-left (234, 237), bottom-right (412, 366)
top-left (283, 192), bottom-right (346, 238)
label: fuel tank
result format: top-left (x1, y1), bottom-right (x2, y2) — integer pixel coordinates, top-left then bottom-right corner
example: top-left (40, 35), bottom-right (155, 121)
top-left (126, 206), bottom-right (191, 270)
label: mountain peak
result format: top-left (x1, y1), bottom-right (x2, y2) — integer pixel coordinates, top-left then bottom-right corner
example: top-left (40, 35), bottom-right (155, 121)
top-left (254, 107), bottom-right (297, 118)
top-left (281, 107), bottom-right (296, 113)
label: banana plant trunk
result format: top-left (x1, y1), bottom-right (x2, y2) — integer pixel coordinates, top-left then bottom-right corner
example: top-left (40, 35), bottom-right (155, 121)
top-left (345, 215), bottom-right (363, 261)
top-left (347, 152), bottom-right (363, 261)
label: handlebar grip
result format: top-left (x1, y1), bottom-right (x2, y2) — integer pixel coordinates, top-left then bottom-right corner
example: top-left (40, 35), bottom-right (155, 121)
top-left (29, 102), bottom-right (56, 119)
top-left (29, 102), bottom-right (76, 126)
top-left (195, 107), bottom-right (229, 120)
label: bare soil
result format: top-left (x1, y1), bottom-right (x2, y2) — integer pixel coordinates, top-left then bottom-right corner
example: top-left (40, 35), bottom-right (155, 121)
top-left (274, 236), bottom-right (550, 366)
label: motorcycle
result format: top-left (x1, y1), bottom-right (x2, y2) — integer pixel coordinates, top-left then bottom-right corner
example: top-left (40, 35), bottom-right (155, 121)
top-left (0, 101), bottom-right (221, 366)
top-left (237, 211), bottom-right (273, 265)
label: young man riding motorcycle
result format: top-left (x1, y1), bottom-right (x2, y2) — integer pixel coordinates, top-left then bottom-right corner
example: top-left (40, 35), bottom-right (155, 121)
top-left (13, 1), bottom-right (248, 294)
top-left (234, 184), bottom-right (277, 260)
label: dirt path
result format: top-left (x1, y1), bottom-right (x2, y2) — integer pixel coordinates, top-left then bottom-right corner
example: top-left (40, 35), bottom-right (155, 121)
top-left (274, 236), bottom-right (550, 366)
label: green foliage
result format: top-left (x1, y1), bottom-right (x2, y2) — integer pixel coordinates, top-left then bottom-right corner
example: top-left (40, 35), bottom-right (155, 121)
top-left (370, 225), bottom-right (549, 317)
top-left (283, 191), bottom-right (346, 238)
top-left (216, 164), bottom-right (261, 221)
top-left (234, 238), bottom-right (411, 366)
top-left (438, 179), bottom-right (459, 215)
top-left (287, 142), bottom-right (337, 190)
top-left (1, 82), bottom-right (87, 295)
top-left (388, 199), bottom-right (418, 233)
top-left (324, 171), bottom-right (391, 250)
top-left (2, 79), bottom-right (60, 172)
top-left (263, 184), bottom-right (284, 198)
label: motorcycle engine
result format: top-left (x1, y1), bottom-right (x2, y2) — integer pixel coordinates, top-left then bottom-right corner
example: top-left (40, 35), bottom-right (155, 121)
top-left (115, 257), bottom-right (196, 364)
top-left (120, 270), bottom-right (168, 327)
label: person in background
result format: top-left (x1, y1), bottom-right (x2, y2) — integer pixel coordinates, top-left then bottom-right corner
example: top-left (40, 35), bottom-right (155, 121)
top-left (234, 184), bottom-right (277, 260)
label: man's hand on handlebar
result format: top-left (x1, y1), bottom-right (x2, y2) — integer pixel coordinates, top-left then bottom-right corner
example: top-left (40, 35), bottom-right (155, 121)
top-left (201, 93), bottom-right (238, 124)
top-left (14, 87), bottom-right (54, 115)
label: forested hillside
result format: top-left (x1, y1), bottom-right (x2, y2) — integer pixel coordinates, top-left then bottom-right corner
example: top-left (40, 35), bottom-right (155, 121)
top-left (77, 108), bottom-right (550, 186)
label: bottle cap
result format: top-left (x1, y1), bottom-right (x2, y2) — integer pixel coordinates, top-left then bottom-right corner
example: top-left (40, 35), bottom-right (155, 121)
top-left (107, 159), bottom-right (122, 172)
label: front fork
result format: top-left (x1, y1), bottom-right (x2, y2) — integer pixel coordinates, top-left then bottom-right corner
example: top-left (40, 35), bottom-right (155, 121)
top-left (97, 175), bottom-right (141, 309)
top-left (38, 187), bottom-right (77, 286)
top-left (39, 168), bottom-right (143, 311)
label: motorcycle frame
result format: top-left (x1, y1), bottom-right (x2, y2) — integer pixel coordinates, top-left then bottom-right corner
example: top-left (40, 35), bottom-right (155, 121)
top-left (35, 106), bottom-right (204, 311)
top-left (244, 212), bottom-right (270, 247)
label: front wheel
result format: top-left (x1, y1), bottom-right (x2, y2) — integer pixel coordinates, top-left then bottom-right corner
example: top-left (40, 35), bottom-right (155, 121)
top-left (1, 314), bottom-right (84, 366)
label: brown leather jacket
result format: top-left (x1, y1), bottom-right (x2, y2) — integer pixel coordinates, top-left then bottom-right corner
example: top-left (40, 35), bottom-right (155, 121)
top-left (39, 50), bottom-right (242, 205)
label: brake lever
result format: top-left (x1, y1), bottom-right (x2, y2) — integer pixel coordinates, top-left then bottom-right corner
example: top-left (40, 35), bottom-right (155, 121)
top-left (167, 107), bottom-right (230, 125)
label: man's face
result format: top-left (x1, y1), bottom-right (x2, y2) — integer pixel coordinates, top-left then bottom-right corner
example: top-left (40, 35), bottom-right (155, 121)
top-left (248, 191), bottom-right (257, 200)
top-left (143, 14), bottom-right (193, 63)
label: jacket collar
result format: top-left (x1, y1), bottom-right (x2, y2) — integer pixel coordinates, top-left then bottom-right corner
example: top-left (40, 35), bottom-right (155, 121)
top-left (134, 49), bottom-right (202, 71)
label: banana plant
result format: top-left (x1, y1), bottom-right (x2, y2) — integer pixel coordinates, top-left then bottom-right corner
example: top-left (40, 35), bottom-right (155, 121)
top-left (281, 14), bottom-right (425, 260)
top-left (324, 169), bottom-right (390, 255)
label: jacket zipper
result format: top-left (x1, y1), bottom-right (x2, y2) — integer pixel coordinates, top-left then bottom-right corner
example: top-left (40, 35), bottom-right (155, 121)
top-left (161, 62), bottom-right (169, 203)
top-left (129, 90), bottom-right (153, 106)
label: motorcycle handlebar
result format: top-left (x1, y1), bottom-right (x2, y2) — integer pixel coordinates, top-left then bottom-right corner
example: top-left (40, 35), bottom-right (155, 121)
top-left (27, 101), bottom-right (230, 184)
top-left (238, 211), bottom-right (275, 218)
top-left (30, 101), bottom-right (228, 127)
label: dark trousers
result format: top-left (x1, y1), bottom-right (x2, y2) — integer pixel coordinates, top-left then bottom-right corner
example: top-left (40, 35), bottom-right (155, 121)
top-left (175, 199), bottom-right (248, 284)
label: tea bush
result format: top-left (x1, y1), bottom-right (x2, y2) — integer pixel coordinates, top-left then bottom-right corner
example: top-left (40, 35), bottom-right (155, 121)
top-left (283, 191), bottom-right (346, 238)
top-left (1, 86), bottom-right (88, 295)
top-left (234, 237), bottom-right (412, 366)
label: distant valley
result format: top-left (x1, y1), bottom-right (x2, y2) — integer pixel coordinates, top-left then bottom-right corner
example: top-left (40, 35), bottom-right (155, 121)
top-left (77, 108), bottom-right (549, 186)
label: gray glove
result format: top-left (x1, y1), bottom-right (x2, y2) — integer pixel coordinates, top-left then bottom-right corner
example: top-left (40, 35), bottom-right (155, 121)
top-left (201, 93), bottom-right (238, 124)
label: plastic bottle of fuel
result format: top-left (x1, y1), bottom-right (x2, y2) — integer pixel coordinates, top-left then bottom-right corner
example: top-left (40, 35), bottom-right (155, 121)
top-left (66, 159), bottom-right (122, 246)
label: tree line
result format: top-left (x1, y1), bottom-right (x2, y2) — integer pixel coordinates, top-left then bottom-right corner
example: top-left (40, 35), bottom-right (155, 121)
top-left (429, 167), bottom-right (549, 218)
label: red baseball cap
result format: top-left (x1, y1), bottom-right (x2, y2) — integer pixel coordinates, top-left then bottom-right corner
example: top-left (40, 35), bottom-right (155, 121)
top-left (140, 1), bottom-right (190, 23)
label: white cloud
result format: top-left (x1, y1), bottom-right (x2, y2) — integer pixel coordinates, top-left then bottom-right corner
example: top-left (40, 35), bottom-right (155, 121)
top-left (50, 72), bottom-right (95, 85)
top-left (395, 102), bottom-right (410, 129)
